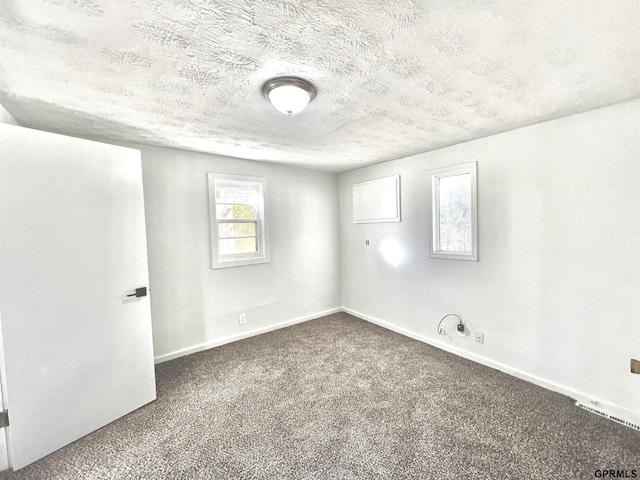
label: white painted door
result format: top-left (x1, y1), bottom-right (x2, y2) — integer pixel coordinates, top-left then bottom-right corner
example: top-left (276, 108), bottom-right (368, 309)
top-left (0, 124), bottom-right (156, 470)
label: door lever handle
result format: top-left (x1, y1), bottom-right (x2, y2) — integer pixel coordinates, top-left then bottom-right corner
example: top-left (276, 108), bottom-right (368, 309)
top-left (127, 287), bottom-right (147, 298)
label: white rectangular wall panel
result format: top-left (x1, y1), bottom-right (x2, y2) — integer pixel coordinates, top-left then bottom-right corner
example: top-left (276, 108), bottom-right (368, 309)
top-left (352, 175), bottom-right (400, 223)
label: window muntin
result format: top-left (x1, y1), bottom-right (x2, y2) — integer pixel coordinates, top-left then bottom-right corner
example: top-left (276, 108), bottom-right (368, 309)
top-left (430, 163), bottom-right (477, 261)
top-left (208, 173), bottom-right (270, 268)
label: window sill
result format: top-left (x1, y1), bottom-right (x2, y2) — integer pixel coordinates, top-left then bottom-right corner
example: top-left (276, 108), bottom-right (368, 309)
top-left (212, 255), bottom-right (270, 269)
top-left (429, 251), bottom-right (478, 262)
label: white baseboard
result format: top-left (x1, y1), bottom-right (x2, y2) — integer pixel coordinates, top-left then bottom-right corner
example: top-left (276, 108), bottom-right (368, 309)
top-left (154, 307), bottom-right (342, 364)
top-left (154, 305), bottom-right (640, 427)
top-left (343, 307), bottom-right (640, 428)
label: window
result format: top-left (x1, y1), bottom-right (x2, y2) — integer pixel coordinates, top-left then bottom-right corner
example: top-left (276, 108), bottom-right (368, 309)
top-left (430, 162), bottom-right (478, 261)
top-left (208, 173), bottom-right (270, 269)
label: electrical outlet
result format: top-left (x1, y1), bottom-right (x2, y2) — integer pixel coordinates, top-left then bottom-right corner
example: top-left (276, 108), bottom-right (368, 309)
top-left (238, 313), bottom-right (246, 325)
top-left (457, 330), bottom-right (466, 338)
top-left (475, 332), bottom-right (484, 344)
top-left (365, 240), bottom-right (370, 245)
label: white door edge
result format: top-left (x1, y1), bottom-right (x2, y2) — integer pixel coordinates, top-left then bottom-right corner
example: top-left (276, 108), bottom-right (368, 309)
top-left (0, 308), bottom-right (11, 471)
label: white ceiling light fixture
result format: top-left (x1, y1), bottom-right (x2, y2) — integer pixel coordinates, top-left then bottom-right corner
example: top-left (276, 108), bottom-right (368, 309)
top-left (262, 77), bottom-right (317, 116)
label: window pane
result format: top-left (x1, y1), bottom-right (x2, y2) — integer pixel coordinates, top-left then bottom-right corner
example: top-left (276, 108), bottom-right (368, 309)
top-left (439, 173), bottom-right (472, 252)
top-left (216, 204), bottom-right (257, 220)
top-left (218, 222), bottom-right (257, 238)
top-left (215, 183), bottom-right (259, 204)
top-left (219, 237), bottom-right (258, 255)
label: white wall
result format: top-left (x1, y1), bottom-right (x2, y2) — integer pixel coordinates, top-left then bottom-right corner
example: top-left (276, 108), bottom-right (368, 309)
top-left (138, 145), bottom-right (341, 362)
top-left (339, 99), bottom-right (640, 425)
top-left (0, 105), bottom-right (18, 126)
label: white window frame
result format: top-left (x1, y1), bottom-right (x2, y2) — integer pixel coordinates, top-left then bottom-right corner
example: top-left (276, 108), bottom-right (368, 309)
top-left (208, 172), bottom-right (270, 269)
top-left (430, 162), bottom-right (478, 261)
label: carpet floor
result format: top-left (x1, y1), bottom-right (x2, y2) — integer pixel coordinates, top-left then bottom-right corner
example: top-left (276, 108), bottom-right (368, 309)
top-left (1, 312), bottom-right (639, 479)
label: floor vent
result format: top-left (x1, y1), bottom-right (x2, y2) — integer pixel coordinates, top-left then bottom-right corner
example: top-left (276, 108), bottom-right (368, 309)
top-left (576, 402), bottom-right (640, 432)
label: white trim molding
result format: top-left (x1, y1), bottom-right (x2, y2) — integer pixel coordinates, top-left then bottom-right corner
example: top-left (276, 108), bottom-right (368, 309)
top-left (156, 304), bottom-right (640, 429)
top-left (343, 307), bottom-right (640, 428)
top-left (154, 308), bottom-right (342, 364)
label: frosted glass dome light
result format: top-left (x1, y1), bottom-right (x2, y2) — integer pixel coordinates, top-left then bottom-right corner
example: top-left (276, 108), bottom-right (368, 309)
top-left (268, 85), bottom-right (310, 115)
top-left (262, 77), bottom-right (317, 116)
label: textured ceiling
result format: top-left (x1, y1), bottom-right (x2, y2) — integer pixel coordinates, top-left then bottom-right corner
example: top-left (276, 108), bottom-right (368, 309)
top-left (0, 1), bottom-right (639, 172)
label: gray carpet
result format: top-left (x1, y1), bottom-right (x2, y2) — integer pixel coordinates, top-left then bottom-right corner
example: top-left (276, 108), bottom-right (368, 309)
top-left (2, 312), bottom-right (639, 479)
